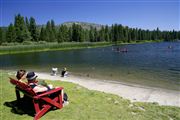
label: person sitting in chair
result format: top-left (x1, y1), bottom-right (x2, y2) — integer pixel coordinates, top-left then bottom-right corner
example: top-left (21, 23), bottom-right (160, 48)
top-left (26, 72), bottom-right (69, 105)
top-left (16, 69), bottom-right (28, 85)
top-left (16, 69), bottom-right (27, 82)
top-left (26, 72), bottom-right (53, 93)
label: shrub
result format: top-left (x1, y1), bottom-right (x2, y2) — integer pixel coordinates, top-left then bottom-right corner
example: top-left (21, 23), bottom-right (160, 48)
top-left (38, 41), bottom-right (47, 44)
top-left (1, 42), bottom-right (9, 46)
top-left (22, 41), bottom-right (33, 45)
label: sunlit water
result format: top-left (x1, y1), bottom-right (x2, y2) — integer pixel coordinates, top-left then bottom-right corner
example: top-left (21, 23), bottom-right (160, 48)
top-left (1, 42), bottom-right (180, 90)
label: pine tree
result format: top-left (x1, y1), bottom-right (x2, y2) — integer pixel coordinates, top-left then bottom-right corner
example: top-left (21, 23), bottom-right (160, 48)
top-left (57, 25), bottom-right (69, 43)
top-left (118, 24), bottom-right (124, 42)
top-left (99, 26), bottom-right (105, 42)
top-left (111, 24), bottom-right (119, 43)
top-left (84, 29), bottom-right (90, 42)
top-left (94, 28), bottom-right (98, 42)
top-left (104, 25), bottom-right (110, 42)
top-left (79, 28), bottom-right (84, 42)
top-left (72, 23), bottom-right (83, 42)
top-left (6, 23), bottom-right (16, 42)
top-left (57, 26), bottom-right (63, 43)
top-left (172, 29), bottom-right (178, 40)
top-left (156, 27), bottom-right (160, 40)
top-left (44, 20), bottom-right (57, 42)
top-left (14, 14), bottom-right (31, 42)
top-left (123, 26), bottom-right (129, 42)
top-left (138, 29), bottom-right (142, 40)
top-left (25, 17), bottom-right (30, 30)
top-left (29, 17), bottom-right (39, 41)
top-left (128, 28), bottom-right (132, 42)
top-left (68, 27), bottom-right (73, 42)
top-left (45, 21), bottom-right (51, 42)
top-left (39, 27), bottom-right (46, 41)
top-left (50, 20), bottom-right (57, 42)
top-left (89, 26), bottom-right (95, 42)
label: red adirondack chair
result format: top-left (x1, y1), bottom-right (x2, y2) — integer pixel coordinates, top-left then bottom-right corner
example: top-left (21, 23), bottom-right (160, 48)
top-left (9, 77), bottom-right (64, 120)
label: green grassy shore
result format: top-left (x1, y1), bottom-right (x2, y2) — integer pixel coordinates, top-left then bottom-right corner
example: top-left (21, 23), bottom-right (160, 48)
top-left (0, 42), bottom-right (112, 55)
top-left (0, 40), bottom-right (163, 55)
top-left (0, 70), bottom-right (179, 120)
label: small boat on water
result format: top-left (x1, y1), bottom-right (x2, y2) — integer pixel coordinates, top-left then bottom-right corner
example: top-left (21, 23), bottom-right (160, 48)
top-left (119, 48), bottom-right (128, 52)
top-left (112, 47), bottom-right (128, 53)
top-left (168, 45), bottom-right (173, 49)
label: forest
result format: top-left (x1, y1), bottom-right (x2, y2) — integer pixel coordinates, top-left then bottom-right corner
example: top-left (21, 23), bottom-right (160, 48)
top-left (0, 14), bottom-right (180, 45)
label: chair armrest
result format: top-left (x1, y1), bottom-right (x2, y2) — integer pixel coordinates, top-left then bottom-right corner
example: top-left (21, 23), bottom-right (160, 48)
top-left (34, 87), bottom-right (64, 99)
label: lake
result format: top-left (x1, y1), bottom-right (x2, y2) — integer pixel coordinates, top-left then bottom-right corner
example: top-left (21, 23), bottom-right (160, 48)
top-left (1, 42), bottom-right (180, 90)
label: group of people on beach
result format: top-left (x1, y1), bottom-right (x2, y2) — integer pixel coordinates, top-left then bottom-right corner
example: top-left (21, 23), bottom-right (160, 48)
top-left (52, 67), bottom-right (68, 77)
top-left (16, 69), bottom-right (68, 104)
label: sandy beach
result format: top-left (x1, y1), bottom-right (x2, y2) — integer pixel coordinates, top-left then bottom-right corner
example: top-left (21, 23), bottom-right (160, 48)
top-left (35, 72), bottom-right (180, 107)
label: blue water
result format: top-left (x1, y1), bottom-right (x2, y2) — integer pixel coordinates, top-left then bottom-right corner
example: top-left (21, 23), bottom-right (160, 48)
top-left (1, 42), bottom-right (180, 90)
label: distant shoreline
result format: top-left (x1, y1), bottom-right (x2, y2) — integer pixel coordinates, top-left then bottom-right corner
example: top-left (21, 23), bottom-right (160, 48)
top-left (0, 40), bottom-right (163, 55)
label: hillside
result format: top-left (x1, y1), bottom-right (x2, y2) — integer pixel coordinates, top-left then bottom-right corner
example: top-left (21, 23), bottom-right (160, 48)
top-left (62, 21), bottom-right (104, 30)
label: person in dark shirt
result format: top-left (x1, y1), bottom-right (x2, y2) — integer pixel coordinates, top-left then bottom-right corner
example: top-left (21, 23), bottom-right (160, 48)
top-left (61, 67), bottom-right (68, 77)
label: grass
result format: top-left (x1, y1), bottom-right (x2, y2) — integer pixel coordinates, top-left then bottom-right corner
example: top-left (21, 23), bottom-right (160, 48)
top-left (0, 40), bottom-right (164, 55)
top-left (0, 42), bottom-right (112, 55)
top-left (1, 70), bottom-right (180, 120)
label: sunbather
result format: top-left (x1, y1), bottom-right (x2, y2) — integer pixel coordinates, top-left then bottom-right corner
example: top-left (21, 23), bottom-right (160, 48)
top-left (26, 72), bottom-right (53, 93)
top-left (26, 72), bottom-right (68, 104)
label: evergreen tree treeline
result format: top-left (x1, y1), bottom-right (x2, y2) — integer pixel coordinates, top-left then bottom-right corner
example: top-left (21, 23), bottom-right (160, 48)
top-left (0, 14), bottom-right (180, 45)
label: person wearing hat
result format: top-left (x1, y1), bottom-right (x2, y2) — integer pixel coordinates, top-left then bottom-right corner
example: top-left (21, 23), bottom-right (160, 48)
top-left (26, 72), bottom-right (53, 93)
top-left (27, 71), bottom-right (69, 105)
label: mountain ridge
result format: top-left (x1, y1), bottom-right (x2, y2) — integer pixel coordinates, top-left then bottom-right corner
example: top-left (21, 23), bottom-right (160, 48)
top-left (61, 21), bottom-right (105, 30)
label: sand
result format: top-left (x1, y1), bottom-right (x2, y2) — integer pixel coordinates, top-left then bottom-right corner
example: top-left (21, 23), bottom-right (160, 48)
top-left (35, 72), bottom-right (179, 107)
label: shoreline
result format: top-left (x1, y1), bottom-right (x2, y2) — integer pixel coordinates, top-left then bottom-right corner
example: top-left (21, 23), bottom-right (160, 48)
top-left (0, 40), bottom-right (164, 55)
top-left (0, 42), bottom-right (112, 55)
top-left (36, 72), bottom-right (180, 107)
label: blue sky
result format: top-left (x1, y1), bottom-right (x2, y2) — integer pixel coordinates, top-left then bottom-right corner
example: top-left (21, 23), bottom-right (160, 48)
top-left (0, 0), bottom-right (179, 30)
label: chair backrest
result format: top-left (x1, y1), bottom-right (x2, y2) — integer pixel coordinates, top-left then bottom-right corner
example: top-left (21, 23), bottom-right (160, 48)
top-left (9, 77), bottom-right (37, 96)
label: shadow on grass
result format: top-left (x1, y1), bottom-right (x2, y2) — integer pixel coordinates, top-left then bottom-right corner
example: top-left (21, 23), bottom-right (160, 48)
top-left (3, 98), bottom-right (35, 117)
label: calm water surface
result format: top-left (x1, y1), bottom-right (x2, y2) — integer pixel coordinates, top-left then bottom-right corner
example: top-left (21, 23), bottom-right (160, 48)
top-left (1, 42), bottom-right (180, 90)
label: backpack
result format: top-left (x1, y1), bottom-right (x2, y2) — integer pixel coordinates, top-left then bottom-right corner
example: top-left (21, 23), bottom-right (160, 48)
top-left (64, 93), bottom-right (68, 101)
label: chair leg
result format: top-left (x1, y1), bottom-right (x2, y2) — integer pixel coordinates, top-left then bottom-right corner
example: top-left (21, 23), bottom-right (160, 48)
top-left (41, 97), bottom-right (61, 108)
top-left (33, 100), bottom-right (40, 114)
top-left (59, 93), bottom-right (63, 108)
top-left (33, 97), bottom-right (61, 120)
top-left (15, 89), bottom-right (21, 100)
top-left (34, 105), bottom-right (51, 120)
top-left (33, 91), bottom-right (64, 120)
